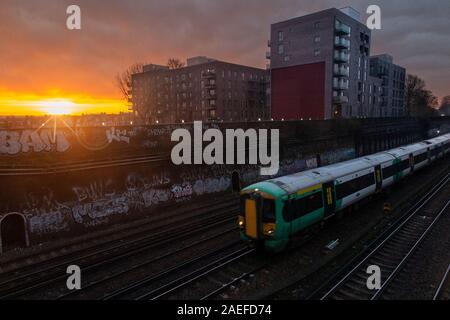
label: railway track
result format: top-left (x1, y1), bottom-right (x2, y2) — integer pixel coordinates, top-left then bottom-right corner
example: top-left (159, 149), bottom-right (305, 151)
top-left (0, 153), bottom-right (169, 176)
top-left (0, 194), bottom-right (237, 272)
top-left (102, 242), bottom-right (253, 300)
top-left (433, 265), bottom-right (450, 300)
top-left (57, 226), bottom-right (239, 300)
top-left (314, 173), bottom-right (450, 300)
top-left (0, 200), bottom-right (239, 299)
top-left (199, 263), bottom-right (267, 300)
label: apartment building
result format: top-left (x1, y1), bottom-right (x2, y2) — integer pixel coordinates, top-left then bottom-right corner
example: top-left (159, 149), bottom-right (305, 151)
top-left (269, 7), bottom-right (379, 120)
top-left (131, 57), bottom-right (269, 124)
top-left (370, 54), bottom-right (406, 117)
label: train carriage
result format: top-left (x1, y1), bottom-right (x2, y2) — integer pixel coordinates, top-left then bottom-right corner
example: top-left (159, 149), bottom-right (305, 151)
top-left (425, 135), bottom-right (449, 160)
top-left (319, 158), bottom-right (376, 210)
top-left (239, 134), bottom-right (450, 252)
top-left (363, 153), bottom-right (398, 189)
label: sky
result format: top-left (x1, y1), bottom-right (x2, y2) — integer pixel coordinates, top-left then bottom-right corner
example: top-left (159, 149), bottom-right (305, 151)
top-left (0, 0), bottom-right (449, 115)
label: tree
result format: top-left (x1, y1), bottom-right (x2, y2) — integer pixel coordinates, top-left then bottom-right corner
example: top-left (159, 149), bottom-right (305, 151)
top-left (440, 95), bottom-right (450, 116)
top-left (167, 58), bottom-right (185, 70)
top-left (405, 74), bottom-right (439, 117)
top-left (115, 62), bottom-right (145, 102)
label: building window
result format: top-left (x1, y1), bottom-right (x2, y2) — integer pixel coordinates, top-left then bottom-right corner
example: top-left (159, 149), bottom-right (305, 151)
top-left (278, 44), bottom-right (284, 54)
top-left (314, 49), bottom-right (320, 56)
top-left (314, 36), bottom-right (321, 43)
top-left (284, 55), bottom-right (290, 62)
top-left (314, 21), bottom-right (320, 29)
top-left (278, 31), bottom-right (284, 41)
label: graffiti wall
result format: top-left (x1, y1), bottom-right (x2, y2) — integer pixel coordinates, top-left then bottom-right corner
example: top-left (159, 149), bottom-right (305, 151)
top-left (7, 118), bottom-right (421, 245)
top-left (0, 142), bottom-right (355, 244)
top-left (0, 120), bottom-right (360, 165)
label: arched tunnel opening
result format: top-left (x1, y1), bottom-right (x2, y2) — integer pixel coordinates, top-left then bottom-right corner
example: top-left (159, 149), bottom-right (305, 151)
top-left (0, 214), bottom-right (28, 253)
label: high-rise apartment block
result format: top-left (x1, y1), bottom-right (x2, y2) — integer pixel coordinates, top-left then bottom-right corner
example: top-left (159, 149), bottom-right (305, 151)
top-left (369, 54), bottom-right (406, 117)
top-left (269, 7), bottom-right (383, 120)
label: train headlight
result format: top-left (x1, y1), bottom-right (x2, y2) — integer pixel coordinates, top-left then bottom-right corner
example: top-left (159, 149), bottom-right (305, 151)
top-left (263, 223), bottom-right (276, 237)
top-left (238, 216), bottom-right (245, 229)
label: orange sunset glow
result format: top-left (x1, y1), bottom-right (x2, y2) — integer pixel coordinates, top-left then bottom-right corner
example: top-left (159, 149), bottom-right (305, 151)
top-left (0, 92), bottom-right (128, 116)
top-left (0, 1), bottom-right (448, 117)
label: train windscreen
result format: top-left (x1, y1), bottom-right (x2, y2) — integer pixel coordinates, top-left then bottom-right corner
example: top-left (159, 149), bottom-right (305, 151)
top-left (262, 198), bottom-right (276, 223)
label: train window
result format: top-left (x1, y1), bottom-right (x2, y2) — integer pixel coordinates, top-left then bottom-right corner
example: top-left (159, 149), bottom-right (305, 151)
top-left (335, 173), bottom-right (375, 200)
top-left (445, 142), bottom-right (450, 151)
top-left (282, 192), bottom-right (323, 222)
top-left (262, 199), bottom-right (276, 222)
top-left (414, 152), bottom-right (428, 164)
top-left (282, 203), bottom-right (294, 222)
top-left (398, 159), bottom-right (410, 171)
top-left (307, 192), bottom-right (323, 212)
top-left (430, 148), bottom-right (440, 157)
top-left (382, 165), bottom-right (397, 179)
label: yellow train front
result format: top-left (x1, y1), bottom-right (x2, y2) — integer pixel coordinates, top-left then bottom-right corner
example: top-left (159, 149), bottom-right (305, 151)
top-left (238, 182), bottom-right (292, 252)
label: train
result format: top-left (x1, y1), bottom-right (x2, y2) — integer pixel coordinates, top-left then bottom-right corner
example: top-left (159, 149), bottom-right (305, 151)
top-left (239, 133), bottom-right (450, 252)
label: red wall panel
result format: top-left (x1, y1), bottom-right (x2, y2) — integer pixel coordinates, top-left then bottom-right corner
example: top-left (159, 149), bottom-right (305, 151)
top-left (271, 62), bottom-right (326, 120)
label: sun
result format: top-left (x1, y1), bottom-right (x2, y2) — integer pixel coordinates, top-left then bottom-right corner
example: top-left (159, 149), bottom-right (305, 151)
top-left (34, 99), bottom-right (76, 115)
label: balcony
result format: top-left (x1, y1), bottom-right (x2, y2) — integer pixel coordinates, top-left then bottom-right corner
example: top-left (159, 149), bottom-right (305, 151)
top-left (334, 50), bottom-right (349, 62)
top-left (333, 95), bottom-right (349, 104)
top-left (333, 78), bottom-right (349, 90)
top-left (206, 90), bottom-right (217, 98)
top-left (202, 70), bottom-right (216, 78)
top-left (334, 37), bottom-right (350, 49)
top-left (266, 51), bottom-right (271, 59)
top-left (335, 22), bottom-right (351, 35)
top-left (205, 81), bottom-right (216, 89)
top-left (334, 65), bottom-right (349, 77)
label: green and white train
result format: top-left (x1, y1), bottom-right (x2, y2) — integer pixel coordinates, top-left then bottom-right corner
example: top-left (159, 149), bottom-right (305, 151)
top-left (239, 134), bottom-right (450, 252)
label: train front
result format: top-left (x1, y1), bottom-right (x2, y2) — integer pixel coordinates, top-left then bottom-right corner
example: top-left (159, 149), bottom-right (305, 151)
top-left (238, 183), bottom-right (288, 252)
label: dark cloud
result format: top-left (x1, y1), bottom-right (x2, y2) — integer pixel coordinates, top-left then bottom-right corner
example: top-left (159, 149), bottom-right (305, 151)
top-left (0, 0), bottom-right (448, 100)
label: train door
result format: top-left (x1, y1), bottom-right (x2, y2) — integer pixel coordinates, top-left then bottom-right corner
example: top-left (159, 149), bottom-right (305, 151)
top-left (409, 154), bottom-right (415, 173)
top-left (244, 196), bottom-right (259, 239)
top-left (322, 182), bottom-right (336, 219)
top-left (375, 165), bottom-right (382, 192)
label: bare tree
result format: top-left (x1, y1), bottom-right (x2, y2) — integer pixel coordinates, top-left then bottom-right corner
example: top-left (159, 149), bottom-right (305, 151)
top-left (116, 62), bottom-right (145, 102)
top-left (167, 58), bottom-right (185, 70)
top-left (405, 74), bottom-right (439, 117)
top-left (440, 95), bottom-right (450, 116)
